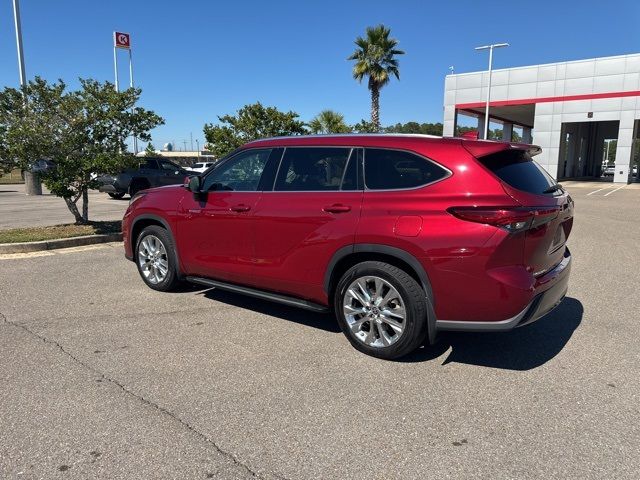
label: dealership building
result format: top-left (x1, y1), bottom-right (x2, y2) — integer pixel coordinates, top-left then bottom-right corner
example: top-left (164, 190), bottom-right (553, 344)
top-left (443, 53), bottom-right (640, 183)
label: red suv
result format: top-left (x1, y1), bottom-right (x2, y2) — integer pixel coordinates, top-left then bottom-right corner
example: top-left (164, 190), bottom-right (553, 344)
top-left (122, 134), bottom-right (573, 359)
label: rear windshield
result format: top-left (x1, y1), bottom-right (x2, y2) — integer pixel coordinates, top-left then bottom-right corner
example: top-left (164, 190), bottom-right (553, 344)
top-left (477, 149), bottom-right (557, 195)
top-left (193, 163), bottom-right (203, 168)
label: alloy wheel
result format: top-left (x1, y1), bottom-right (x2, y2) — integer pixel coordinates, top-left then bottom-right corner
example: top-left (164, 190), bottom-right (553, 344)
top-left (342, 276), bottom-right (406, 348)
top-left (138, 235), bottom-right (169, 284)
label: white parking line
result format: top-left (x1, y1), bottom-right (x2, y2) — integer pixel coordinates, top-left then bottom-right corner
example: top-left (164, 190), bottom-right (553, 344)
top-left (603, 185), bottom-right (627, 196)
top-left (586, 187), bottom-right (611, 196)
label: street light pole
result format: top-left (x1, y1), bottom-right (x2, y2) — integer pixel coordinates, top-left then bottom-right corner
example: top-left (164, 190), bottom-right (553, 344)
top-left (13, 0), bottom-right (44, 195)
top-left (12, 0), bottom-right (26, 87)
top-left (475, 43), bottom-right (509, 140)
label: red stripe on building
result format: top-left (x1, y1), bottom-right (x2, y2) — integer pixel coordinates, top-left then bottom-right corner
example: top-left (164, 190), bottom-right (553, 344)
top-left (455, 90), bottom-right (640, 109)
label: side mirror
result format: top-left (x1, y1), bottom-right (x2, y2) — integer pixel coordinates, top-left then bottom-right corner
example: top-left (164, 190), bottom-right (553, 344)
top-left (188, 175), bottom-right (202, 192)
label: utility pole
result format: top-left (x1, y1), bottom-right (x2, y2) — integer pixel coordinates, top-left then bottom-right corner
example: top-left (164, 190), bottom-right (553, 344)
top-left (475, 43), bottom-right (509, 140)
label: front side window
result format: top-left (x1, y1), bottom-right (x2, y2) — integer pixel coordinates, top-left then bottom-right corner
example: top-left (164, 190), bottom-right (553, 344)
top-left (202, 149), bottom-right (271, 191)
top-left (364, 148), bottom-right (449, 190)
top-left (159, 160), bottom-right (181, 171)
top-left (274, 147), bottom-right (352, 191)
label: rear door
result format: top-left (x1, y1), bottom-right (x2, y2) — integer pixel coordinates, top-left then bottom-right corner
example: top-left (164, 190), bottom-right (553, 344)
top-left (475, 148), bottom-right (574, 276)
top-left (251, 146), bottom-right (363, 300)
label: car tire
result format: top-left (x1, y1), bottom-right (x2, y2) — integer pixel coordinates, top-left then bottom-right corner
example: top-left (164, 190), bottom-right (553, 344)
top-left (108, 192), bottom-right (126, 199)
top-left (334, 261), bottom-right (428, 360)
top-left (135, 225), bottom-right (181, 292)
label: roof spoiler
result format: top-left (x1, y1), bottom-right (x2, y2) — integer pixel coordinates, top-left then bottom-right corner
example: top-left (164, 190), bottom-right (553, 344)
top-left (462, 141), bottom-right (542, 158)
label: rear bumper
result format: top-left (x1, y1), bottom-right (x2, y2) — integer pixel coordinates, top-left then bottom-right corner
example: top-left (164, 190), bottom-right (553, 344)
top-left (436, 248), bottom-right (571, 332)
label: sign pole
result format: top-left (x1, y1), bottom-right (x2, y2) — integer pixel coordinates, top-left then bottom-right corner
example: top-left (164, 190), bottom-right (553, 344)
top-left (128, 48), bottom-right (138, 153)
top-left (113, 32), bottom-right (119, 92)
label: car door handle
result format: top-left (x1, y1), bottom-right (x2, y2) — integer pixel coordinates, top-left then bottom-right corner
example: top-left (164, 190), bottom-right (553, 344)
top-left (323, 204), bottom-right (351, 213)
top-left (230, 204), bottom-right (251, 213)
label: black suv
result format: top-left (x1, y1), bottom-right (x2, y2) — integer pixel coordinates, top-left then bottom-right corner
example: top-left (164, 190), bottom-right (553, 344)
top-left (98, 158), bottom-right (189, 199)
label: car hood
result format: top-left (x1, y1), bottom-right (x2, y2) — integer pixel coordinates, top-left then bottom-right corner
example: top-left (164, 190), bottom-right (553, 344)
top-left (144, 184), bottom-right (186, 195)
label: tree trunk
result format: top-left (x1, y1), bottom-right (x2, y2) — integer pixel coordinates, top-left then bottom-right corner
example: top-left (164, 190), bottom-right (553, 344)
top-left (370, 83), bottom-right (380, 133)
top-left (23, 171), bottom-right (43, 196)
top-left (63, 196), bottom-right (84, 224)
top-left (82, 188), bottom-right (89, 223)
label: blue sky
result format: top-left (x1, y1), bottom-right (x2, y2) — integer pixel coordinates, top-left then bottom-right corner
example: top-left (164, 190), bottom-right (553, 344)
top-left (1, 0), bottom-right (638, 149)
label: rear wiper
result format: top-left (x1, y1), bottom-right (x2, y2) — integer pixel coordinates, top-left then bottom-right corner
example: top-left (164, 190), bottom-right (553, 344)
top-left (543, 184), bottom-right (563, 194)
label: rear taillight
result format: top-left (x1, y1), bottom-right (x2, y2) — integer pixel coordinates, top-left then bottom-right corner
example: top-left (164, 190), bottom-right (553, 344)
top-left (448, 207), bottom-right (560, 232)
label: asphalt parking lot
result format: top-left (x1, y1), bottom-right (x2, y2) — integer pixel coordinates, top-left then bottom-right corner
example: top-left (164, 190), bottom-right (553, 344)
top-left (1, 183), bottom-right (639, 479)
top-left (0, 184), bottom-right (128, 229)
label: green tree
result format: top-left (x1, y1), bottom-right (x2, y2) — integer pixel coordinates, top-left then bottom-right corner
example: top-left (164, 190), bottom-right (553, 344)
top-left (605, 139), bottom-right (617, 163)
top-left (145, 143), bottom-right (156, 156)
top-left (0, 77), bottom-right (65, 193)
top-left (203, 102), bottom-right (306, 157)
top-left (348, 25), bottom-right (405, 132)
top-left (0, 77), bottom-right (164, 224)
top-left (511, 130), bottom-right (522, 142)
top-left (351, 119), bottom-right (378, 133)
top-left (385, 122), bottom-right (444, 135)
top-left (308, 110), bottom-right (351, 134)
top-left (454, 125), bottom-right (478, 137)
top-left (486, 128), bottom-right (504, 141)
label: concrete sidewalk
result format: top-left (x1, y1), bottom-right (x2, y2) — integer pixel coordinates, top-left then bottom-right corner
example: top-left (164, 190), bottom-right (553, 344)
top-left (0, 184), bottom-right (128, 229)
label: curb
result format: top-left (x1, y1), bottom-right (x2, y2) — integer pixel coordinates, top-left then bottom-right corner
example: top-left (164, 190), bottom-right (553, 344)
top-left (0, 233), bottom-right (123, 254)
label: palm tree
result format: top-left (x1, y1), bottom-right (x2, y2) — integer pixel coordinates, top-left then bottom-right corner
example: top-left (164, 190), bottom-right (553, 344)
top-left (348, 25), bottom-right (405, 132)
top-left (308, 110), bottom-right (351, 134)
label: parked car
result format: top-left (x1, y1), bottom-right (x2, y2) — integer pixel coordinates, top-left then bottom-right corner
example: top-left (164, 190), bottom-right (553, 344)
top-left (28, 158), bottom-right (56, 174)
top-left (98, 157), bottom-right (190, 199)
top-left (185, 161), bottom-right (216, 173)
top-left (122, 134), bottom-right (574, 359)
top-left (602, 165), bottom-right (616, 176)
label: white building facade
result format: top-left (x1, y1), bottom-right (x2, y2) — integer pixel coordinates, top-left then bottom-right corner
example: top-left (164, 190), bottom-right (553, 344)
top-left (443, 53), bottom-right (640, 183)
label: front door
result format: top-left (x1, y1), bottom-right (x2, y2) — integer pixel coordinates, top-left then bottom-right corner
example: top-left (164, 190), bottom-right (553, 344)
top-left (252, 147), bottom-right (363, 302)
top-left (177, 148), bottom-right (273, 283)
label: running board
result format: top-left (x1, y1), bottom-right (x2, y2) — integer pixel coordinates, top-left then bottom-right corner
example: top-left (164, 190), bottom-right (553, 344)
top-left (185, 276), bottom-right (329, 313)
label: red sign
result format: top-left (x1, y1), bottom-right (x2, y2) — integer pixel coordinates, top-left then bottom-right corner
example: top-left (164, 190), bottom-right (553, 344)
top-left (114, 32), bottom-right (130, 49)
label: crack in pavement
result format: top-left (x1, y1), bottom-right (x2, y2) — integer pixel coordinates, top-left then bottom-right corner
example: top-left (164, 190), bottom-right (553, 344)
top-left (0, 311), bottom-right (284, 480)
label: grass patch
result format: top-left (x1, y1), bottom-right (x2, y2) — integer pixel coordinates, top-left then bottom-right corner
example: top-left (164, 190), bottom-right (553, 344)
top-left (0, 221), bottom-right (121, 244)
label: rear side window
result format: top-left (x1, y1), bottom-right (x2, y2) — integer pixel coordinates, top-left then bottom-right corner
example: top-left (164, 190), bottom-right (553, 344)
top-left (142, 159), bottom-right (158, 169)
top-left (364, 148), bottom-right (449, 190)
top-left (477, 150), bottom-right (557, 195)
top-left (274, 147), bottom-right (352, 191)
